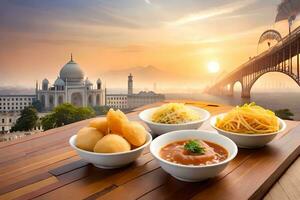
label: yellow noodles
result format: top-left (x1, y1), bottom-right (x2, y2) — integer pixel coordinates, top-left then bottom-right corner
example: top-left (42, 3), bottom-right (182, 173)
top-left (151, 103), bottom-right (200, 124)
top-left (216, 102), bottom-right (279, 134)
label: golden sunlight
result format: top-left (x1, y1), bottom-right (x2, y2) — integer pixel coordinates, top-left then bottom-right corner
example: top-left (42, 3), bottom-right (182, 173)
top-left (207, 61), bottom-right (220, 73)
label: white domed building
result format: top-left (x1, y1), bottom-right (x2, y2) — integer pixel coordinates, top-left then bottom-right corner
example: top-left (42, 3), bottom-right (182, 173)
top-left (36, 55), bottom-right (105, 111)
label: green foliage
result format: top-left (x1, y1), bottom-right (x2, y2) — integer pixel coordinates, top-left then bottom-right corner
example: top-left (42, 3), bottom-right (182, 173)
top-left (32, 100), bottom-right (43, 112)
top-left (275, 109), bottom-right (294, 120)
top-left (92, 105), bottom-right (110, 116)
top-left (11, 106), bottom-right (38, 132)
top-left (184, 140), bottom-right (205, 154)
top-left (41, 114), bottom-right (56, 131)
top-left (41, 103), bottom-right (96, 131)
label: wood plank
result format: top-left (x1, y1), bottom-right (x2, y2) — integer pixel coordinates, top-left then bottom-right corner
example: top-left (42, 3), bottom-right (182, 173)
top-left (276, 158), bottom-right (300, 200)
top-left (0, 148), bottom-right (76, 182)
top-left (0, 177), bottom-right (58, 200)
top-left (190, 125), bottom-right (300, 200)
top-left (31, 153), bottom-right (157, 200)
top-left (264, 182), bottom-right (290, 200)
top-left (49, 160), bottom-right (88, 176)
top-left (0, 155), bottom-right (80, 194)
top-left (0, 101), bottom-right (299, 200)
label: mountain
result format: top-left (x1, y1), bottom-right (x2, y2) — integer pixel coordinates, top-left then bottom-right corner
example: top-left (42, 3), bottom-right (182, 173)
top-left (0, 86), bottom-right (35, 95)
top-left (101, 65), bottom-right (198, 89)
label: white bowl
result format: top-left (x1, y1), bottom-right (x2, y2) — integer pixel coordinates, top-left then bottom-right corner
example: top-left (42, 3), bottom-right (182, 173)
top-left (139, 105), bottom-right (210, 135)
top-left (69, 132), bottom-right (152, 169)
top-left (210, 113), bottom-right (286, 149)
top-left (150, 130), bottom-right (238, 182)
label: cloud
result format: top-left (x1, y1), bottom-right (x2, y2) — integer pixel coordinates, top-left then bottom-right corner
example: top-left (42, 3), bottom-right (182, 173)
top-left (167, 0), bottom-right (257, 26)
top-left (144, 0), bottom-right (152, 5)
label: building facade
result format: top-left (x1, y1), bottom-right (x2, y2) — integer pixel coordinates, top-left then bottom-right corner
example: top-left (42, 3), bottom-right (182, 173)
top-left (106, 74), bottom-right (165, 109)
top-left (106, 94), bottom-right (128, 109)
top-left (0, 95), bottom-right (37, 133)
top-left (0, 113), bottom-right (17, 133)
top-left (0, 95), bottom-right (36, 113)
top-left (127, 91), bottom-right (165, 108)
top-left (37, 55), bottom-right (105, 111)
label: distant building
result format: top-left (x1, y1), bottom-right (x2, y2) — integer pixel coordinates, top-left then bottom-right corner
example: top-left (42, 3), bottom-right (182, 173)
top-left (0, 112), bottom-right (43, 134)
top-left (106, 74), bottom-right (165, 109)
top-left (127, 91), bottom-right (165, 108)
top-left (106, 94), bottom-right (128, 109)
top-left (0, 113), bottom-right (17, 133)
top-left (0, 95), bottom-right (36, 113)
top-left (36, 54), bottom-right (105, 111)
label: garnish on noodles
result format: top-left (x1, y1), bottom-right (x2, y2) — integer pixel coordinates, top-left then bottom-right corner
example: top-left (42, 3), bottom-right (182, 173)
top-left (151, 103), bottom-right (200, 124)
top-left (215, 102), bottom-right (280, 134)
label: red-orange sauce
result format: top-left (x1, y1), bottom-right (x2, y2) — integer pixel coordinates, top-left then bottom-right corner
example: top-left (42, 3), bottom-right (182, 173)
top-left (160, 140), bottom-right (228, 166)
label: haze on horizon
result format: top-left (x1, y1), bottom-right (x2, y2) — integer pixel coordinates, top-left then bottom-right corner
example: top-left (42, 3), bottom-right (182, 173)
top-left (0, 0), bottom-right (300, 91)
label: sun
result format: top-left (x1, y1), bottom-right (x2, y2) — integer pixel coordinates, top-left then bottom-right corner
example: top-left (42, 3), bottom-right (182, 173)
top-left (207, 61), bottom-right (220, 73)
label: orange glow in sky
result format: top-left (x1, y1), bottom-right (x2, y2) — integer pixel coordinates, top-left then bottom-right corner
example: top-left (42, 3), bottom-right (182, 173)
top-left (0, 0), bottom-right (299, 90)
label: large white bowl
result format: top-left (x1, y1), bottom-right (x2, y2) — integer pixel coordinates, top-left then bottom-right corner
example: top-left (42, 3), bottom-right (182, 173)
top-left (69, 132), bottom-right (152, 169)
top-left (150, 130), bottom-right (238, 182)
top-left (139, 105), bottom-right (210, 135)
top-left (210, 113), bottom-right (286, 149)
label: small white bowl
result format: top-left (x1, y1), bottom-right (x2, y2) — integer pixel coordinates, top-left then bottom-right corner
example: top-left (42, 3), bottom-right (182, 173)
top-left (210, 113), bottom-right (286, 149)
top-left (69, 132), bottom-right (152, 169)
top-left (150, 130), bottom-right (238, 182)
top-left (139, 105), bottom-right (210, 135)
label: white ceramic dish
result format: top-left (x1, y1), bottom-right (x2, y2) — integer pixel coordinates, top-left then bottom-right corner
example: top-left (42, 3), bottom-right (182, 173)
top-left (69, 132), bottom-right (152, 169)
top-left (139, 105), bottom-right (210, 135)
top-left (210, 113), bottom-right (286, 148)
top-left (150, 130), bottom-right (238, 182)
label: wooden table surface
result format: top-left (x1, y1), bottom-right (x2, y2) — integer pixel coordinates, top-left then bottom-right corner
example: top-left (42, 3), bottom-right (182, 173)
top-left (0, 100), bottom-right (299, 200)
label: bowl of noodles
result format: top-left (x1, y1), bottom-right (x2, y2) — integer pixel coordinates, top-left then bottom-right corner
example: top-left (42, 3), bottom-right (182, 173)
top-left (139, 103), bottom-right (210, 135)
top-left (210, 103), bottom-right (286, 148)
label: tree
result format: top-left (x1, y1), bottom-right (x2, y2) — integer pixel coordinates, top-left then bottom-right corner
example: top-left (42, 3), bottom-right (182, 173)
top-left (275, 109), bottom-right (294, 120)
top-left (41, 114), bottom-right (56, 131)
top-left (11, 106), bottom-right (38, 132)
top-left (32, 100), bottom-right (43, 112)
top-left (92, 105), bottom-right (110, 116)
top-left (41, 103), bottom-right (96, 131)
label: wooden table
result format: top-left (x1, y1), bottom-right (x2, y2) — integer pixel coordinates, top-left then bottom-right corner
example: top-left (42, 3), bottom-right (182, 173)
top-left (0, 101), bottom-right (299, 200)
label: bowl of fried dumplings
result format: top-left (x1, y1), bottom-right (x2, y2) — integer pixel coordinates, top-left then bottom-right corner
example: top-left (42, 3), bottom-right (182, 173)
top-left (69, 108), bottom-right (152, 169)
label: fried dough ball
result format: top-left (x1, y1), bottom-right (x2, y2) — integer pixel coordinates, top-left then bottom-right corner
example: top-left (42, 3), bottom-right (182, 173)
top-left (122, 121), bottom-right (147, 147)
top-left (89, 118), bottom-right (108, 134)
top-left (94, 134), bottom-right (131, 153)
top-left (107, 108), bottom-right (128, 134)
top-left (76, 127), bottom-right (104, 151)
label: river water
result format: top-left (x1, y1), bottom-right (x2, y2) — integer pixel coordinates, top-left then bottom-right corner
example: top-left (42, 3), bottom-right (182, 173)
top-left (165, 92), bottom-right (300, 120)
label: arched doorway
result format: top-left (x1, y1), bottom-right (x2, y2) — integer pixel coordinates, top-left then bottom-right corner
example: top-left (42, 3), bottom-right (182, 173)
top-left (58, 95), bottom-right (64, 105)
top-left (96, 94), bottom-right (100, 106)
top-left (71, 92), bottom-right (83, 107)
top-left (49, 95), bottom-right (54, 109)
top-left (41, 95), bottom-right (45, 108)
top-left (88, 95), bottom-right (93, 106)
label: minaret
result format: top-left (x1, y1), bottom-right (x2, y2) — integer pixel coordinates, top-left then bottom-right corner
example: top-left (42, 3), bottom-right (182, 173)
top-left (35, 80), bottom-right (38, 100)
top-left (128, 73), bottom-right (133, 95)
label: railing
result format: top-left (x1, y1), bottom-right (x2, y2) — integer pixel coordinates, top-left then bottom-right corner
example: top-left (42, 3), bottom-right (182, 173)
top-left (209, 26), bottom-right (300, 88)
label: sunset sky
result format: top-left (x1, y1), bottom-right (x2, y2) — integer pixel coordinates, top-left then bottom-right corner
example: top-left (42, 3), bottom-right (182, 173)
top-left (0, 0), bottom-right (299, 90)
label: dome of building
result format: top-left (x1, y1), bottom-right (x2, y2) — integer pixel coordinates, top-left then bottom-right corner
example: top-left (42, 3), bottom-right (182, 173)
top-left (42, 78), bottom-right (49, 84)
top-left (59, 55), bottom-right (84, 82)
top-left (85, 78), bottom-right (92, 85)
top-left (54, 77), bottom-right (65, 86)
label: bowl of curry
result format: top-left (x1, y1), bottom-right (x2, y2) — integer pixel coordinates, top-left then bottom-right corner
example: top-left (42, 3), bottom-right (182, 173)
top-left (150, 130), bottom-right (238, 182)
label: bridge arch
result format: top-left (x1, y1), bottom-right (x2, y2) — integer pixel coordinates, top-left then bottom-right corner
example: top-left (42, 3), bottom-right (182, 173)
top-left (247, 70), bottom-right (300, 94)
top-left (232, 81), bottom-right (243, 94)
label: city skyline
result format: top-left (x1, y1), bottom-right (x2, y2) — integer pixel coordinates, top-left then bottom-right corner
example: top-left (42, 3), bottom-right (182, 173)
top-left (0, 0), bottom-right (300, 90)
